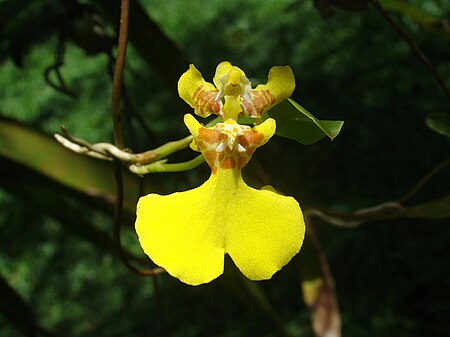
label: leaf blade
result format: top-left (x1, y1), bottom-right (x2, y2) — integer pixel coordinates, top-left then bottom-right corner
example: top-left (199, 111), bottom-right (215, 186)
top-left (425, 112), bottom-right (450, 138)
top-left (0, 117), bottom-right (160, 214)
top-left (266, 98), bottom-right (344, 145)
top-left (405, 195), bottom-right (450, 219)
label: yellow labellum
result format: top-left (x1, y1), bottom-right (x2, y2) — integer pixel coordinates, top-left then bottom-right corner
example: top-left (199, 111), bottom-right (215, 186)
top-left (136, 164), bottom-right (304, 285)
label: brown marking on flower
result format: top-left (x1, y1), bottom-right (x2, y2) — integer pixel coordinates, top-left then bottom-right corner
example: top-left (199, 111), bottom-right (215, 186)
top-left (221, 157), bottom-right (236, 169)
top-left (218, 151), bottom-right (225, 161)
top-left (262, 89), bottom-right (276, 106)
top-left (194, 121), bottom-right (267, 174)
top-left (240, 130), bottom-right (264, 147)
top-left (237, 155), bottom-right (248, 169)
top-left (203, 150), bottom-right (217, 169)
top-left (242, 89), bottom-right (276, 117)
top-left (192, 85), bottom-right (202, 100)
top-left (199, 128), bottom-right (221, 144)
top-left (192, 85), bottom-right (221, 115)
top-left (246, 148), bottom-right (255, 157)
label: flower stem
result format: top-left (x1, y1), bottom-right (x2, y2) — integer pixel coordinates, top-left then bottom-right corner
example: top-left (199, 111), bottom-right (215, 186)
top-left (149, 116), bottom-right (221, 161)
top-left (130, 154), bottom-right (205, 174)
top-left (152, 135), bottom-right (193, 158)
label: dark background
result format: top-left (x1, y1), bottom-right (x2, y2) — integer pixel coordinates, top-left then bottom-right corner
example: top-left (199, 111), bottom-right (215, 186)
top-left (0, 0), bottom-right (449, 336)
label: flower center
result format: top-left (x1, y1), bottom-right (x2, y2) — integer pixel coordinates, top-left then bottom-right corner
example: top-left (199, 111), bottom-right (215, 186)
top-left (215, 121), bottom-right (251, 152)
top-left (218, 67), bottom-right (252, 121)
top-left (195, 119), bottom-right (264, 174)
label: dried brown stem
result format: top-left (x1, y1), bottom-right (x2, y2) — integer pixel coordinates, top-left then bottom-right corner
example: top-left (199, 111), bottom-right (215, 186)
top-left (305, 157), bottom-right (450, 227)
top-left (111, 0), bottom-right (129, 150)
top-left (111, 0), bottom-right (164, 277)
top-left (44, 33), bottom-right (78, 99)
top-left (304, 202), bottom-right (404, 228)
top-left (55, 129), bottom-right (194, 168)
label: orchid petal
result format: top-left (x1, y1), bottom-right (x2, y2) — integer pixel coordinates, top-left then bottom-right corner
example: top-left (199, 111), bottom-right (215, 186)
top-left (178, 64), bottom-right (222, 118)
top-left (241, 66), bottom-right (295, 118)
top-left (213, 61), bottom-right (234, 89)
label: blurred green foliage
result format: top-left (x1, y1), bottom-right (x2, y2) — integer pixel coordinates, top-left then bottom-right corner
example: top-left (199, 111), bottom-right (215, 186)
top-left (0, 0), bottom-right (449, 336)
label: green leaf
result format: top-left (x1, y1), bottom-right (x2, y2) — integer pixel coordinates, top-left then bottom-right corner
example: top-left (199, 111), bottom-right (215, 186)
top-left (425, 112), bottom-right (450, 138)
top-left (0, 157), bottom-right (120, 255)
top-left (237, 116), bottom-right (258, 125)
top-left (0, 273), bottom-right (62, 336)
top-left (405, 195), bottom-right (450, 219)
top-left (0, 118), bottom-right (151, 261)
top-left (265, 98), bottom-right (344, 145)
top-left (0, 117), bottom-right (160, 214)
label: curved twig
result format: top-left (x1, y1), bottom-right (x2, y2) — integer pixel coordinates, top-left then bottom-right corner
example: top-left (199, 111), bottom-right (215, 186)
top-left (304, 156), bottom-right (450, 227)
top-left (54, 127), bottom-right (190, 165)
top-left (44, 33), bottom-right (78, 99)
top-left (371, 0), bottom-right (450, 102)
top-left (305, 201), bottom-right (404, 228)
top-left (397, 156), bottom-right (450, 204)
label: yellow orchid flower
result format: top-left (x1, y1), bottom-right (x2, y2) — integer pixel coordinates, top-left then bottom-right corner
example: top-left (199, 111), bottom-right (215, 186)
top-left (135, 62), bottom-right (305, 286)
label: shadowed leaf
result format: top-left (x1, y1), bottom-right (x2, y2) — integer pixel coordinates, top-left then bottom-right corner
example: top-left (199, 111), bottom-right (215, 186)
top-left (0, 0), bottom-right (61, 66)
top-left (0, 157), bottom-right (112, 252)
top-left (0, 275), bottom-right (36, 336)
top-left (0, 155), bottom-right (146, 264)
top-left (0, 275), bottom-right (60, 337)
top-left (426, 112), bottom-right (450, 138)
top-left (0, 118), bottom-right (153, 262)
top-left (0, 117), bottom-right (158, 214)
top-left (405, 195), bottom-right (450, 219)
